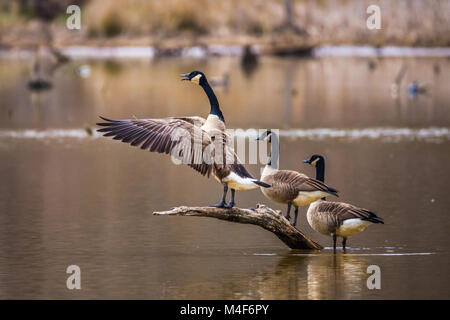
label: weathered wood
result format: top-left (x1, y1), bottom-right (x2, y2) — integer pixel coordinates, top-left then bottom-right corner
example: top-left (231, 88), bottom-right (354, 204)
top-left (153, 204), bottom-right (323, 250)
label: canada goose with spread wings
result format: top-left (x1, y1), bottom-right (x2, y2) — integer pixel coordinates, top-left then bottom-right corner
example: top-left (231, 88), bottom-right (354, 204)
top-left (256, 130), bottom-right (339, 227)
top-left (303, 154), bottom-right (384, 251)
top-left (97, 71), bottom-right (269, 208)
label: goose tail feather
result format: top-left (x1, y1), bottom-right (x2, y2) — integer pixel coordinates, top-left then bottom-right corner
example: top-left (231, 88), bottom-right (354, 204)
top-left (362, 211), bottom-right (384, 224)
top-left (326, 187), bottom-right (339, 197)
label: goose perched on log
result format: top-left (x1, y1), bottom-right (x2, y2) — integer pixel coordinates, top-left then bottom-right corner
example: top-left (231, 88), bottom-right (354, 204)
top-left (303, 154), bottom-right (384, 251)
top-left (97, 71), bottom-right (269, 208)
top-left (256, 130), bottom-right (338, 227)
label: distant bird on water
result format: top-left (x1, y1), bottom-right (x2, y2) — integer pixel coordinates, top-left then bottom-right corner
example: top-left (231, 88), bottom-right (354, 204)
top-left (408, 80), bottom-right (428, 97)
top-left (28, 47), bottom-right (52, 91)
top-left (303, 154), bottom-right (384, 251)
top-left (27, 44), bottom-right (70, 91)
top-left (241, 45), bottom-right (259, 76)
top-left (97, 71), bottom-right (270, 208)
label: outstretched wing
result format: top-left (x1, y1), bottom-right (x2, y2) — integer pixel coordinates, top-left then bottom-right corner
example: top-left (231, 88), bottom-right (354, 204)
top-left (97, 116), bottom-right (213, 177)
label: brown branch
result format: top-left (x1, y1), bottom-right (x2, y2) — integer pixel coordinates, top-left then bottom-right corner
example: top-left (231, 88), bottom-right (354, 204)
top-left (153, 204), bottom-right (323, 250)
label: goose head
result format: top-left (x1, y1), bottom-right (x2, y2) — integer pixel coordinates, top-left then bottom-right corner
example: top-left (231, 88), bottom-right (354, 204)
top-left (256, 130), bottom-right (272, 142)
top-left (257, 130), bottom-right (280, 168)
top-left (180, 70), bottom-right (207, 85)
top-left (303, 154), bottom-right (324, 167)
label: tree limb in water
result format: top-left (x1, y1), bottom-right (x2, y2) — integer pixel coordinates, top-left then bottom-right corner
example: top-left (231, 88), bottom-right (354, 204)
top-left (153, 204), bottom-right (323, 250)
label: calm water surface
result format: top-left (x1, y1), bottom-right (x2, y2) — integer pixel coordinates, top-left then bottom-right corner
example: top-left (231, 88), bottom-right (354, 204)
top-left (0, 55), bottom-right (449, 299)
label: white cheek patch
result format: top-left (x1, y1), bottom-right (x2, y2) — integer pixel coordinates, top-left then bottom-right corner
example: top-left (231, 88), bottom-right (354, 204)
top-left (191, 74), bottom-right (202, 84)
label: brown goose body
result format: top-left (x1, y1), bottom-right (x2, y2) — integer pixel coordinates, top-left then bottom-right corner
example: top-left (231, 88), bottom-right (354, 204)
top-left (260, 165), bottom-right (338, 207)
top-left (201, 114), bottom-right (266, 190)
top-left (307, 200), bottom-right (384, 238)
top-left (302, 154), bottom-right (384, 250)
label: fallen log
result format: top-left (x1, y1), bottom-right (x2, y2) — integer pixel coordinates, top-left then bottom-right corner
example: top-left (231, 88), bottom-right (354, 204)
top-left (153, 204), bottom-right (323, 250)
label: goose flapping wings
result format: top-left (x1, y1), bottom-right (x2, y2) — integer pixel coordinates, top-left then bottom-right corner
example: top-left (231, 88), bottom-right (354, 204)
top-left (97, 116), bottom-right (237, 177)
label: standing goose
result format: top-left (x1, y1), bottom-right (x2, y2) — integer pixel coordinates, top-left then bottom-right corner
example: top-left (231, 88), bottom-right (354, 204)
top-left (256, 130), bottom-right (339, 226)
top-left (303, 154), bottom-right (384, 251)
top-left (97, 71), bottom-right (269, 208)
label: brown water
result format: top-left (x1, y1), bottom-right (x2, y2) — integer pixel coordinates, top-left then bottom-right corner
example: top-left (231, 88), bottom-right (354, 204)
top-left (0, 55), bottom-right (449, 299)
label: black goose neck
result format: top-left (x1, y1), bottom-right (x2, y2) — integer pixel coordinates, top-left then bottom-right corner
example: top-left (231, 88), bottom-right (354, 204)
top-left (267, 133), bottom-right (279, 169)
top-left (200, 81), bottom-right (225, 122)
top-left (315, 159), bottom-right (326, 200)
top-left (315, 161), bottom-right (325, 182)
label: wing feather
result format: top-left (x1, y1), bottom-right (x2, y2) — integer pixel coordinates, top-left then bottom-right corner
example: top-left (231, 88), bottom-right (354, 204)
top-left (314, 202), bottom-right (383, 225)
top-left (97, 116), bottom-right (213, 177)
top-left (273, 170), bottom-right (338, 196)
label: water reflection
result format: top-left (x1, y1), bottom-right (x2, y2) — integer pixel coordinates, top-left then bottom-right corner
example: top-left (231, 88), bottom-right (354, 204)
top-left (161, 253), bottom-right (373, 300)
top-left (306, 254), bottom-right (368, 299)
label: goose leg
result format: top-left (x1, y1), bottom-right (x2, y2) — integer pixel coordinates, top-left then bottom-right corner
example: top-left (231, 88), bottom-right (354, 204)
top-left (224, 189), bottom-right (235, 208)
top-left (211, 185), bottom-right (228, 208)
top-left (332, 234), bottom-right (337, 252)
top-left (342, 237), bottom-right (347, 251)
top-left (285, 202), bottom-right (292, 221)
top-left (292, 206), bottom-right (299, 226)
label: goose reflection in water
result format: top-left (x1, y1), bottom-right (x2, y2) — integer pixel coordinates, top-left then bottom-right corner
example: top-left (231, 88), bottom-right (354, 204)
top-left (160, 253), bottom-right (370, 300)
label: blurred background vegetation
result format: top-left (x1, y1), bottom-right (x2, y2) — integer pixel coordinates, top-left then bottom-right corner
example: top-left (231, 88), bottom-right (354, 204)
top-left (0, 0), bottom-right (449, 48)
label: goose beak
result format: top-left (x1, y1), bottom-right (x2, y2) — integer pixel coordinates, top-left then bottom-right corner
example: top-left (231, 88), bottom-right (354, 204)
top-left (180, 73), bottom-right (190, 81)
top-left (256, 134), bottom-right (265, 141)
top-left (256, 130), bottom-right (271, 141)
top-left (303, 159), bottom-right (311, 164)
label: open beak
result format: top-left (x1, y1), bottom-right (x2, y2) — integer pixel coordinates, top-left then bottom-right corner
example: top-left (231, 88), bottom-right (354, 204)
top-left (180, 73), bottom-right (190, 81)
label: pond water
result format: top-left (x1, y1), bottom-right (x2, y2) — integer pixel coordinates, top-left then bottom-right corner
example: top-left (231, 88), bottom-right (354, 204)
top-left (0, 55), bottom-right (449, 299)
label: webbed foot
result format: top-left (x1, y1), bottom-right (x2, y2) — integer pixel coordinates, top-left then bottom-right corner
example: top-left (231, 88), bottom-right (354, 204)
top-left (210, 202), bottom-right (227, 208)
top-left (224, 202), bottom-right (235, 209)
